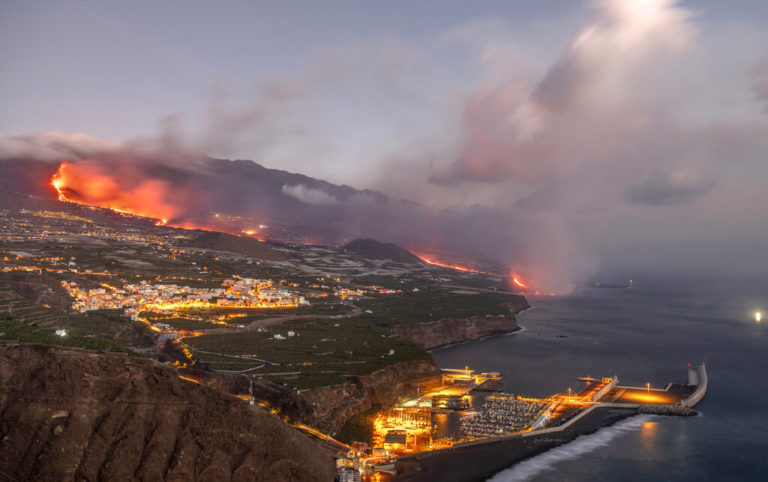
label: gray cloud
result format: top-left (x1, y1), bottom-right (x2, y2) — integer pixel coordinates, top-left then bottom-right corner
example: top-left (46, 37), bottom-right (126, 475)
top-left (756, 58), bottom-right (768, 112)
top-left (0, 131), bottom-right (120, 162)
top-left (625, 175), bottom-right (717, 206)
top-left (282, 184), bottom-right (341, 205)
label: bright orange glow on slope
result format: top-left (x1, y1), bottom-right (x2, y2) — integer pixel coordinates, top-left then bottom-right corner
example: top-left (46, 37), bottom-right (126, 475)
top-left (178, 374), bottom-right (202, 385)
top-left (51, 161), bottom-right (177, 224)
top-left (415, 254), bottom-right (497, 275)
top-left (50, 161), bottom-right (268, 239)
top-left (512, 274), bottom-right (528, 288)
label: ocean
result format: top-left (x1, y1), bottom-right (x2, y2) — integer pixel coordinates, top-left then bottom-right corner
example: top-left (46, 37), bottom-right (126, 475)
top-left (431, 278), bottom-right (768, 481)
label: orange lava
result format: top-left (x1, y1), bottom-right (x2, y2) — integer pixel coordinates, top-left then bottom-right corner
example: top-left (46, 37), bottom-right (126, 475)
top-left (52, 161), bottom-right (177, 224)
top-left (51, 161), bottom-right (267, 241)
top-left (178, 374), bottom-right (202, 385)
top-left (511, 274), bottom-right (528, 288)
top-left (241, 229), bottom-right (266, 241)
top-left (415, 254), bottom-right (496, 275)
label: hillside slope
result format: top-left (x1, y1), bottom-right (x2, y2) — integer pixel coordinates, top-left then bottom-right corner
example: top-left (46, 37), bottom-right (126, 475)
top-left (186, 231), bottom-right (287, 261)
top-left (343, 238), bottom-right (423, 265)
top-left (0, 344), bottom-right (335, 481)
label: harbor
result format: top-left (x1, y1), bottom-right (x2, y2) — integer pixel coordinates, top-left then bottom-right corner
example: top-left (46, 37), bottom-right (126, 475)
top-left (337, 363), bottom-right (708, 481)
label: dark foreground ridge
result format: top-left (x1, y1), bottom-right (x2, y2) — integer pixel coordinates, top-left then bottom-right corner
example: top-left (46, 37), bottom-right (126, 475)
top-left (0, 344), bottom-right (335, 481)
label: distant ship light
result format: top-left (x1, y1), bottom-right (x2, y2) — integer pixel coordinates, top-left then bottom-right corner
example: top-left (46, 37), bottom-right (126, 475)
top-left (756, 311), bottom-right (762, 323)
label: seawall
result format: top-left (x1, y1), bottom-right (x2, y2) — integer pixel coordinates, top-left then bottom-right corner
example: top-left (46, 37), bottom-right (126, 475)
top-left (681, 363), bottom-right (708, 408)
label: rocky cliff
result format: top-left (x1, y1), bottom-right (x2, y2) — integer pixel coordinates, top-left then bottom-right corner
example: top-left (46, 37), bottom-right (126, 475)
top-left (301, 297), bottom-right (530, 433)
top-left (0, 343), bottom-right (336, 481)
top-left (394, 312), bottom-right (525, 350)
top-left (302, 359), bottom-right (442, 435)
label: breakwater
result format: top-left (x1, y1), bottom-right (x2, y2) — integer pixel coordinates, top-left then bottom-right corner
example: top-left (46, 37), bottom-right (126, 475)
top-left (395, 406), bottom-right (638, 482)
top-left (638, 405), bottom-right (697, 416)
top-left (391, 363), bottom-right (707, 481)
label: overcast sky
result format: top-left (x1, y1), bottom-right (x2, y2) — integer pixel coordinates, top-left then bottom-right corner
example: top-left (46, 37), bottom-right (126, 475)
top-left (2, 0), bottom-right (767, 284)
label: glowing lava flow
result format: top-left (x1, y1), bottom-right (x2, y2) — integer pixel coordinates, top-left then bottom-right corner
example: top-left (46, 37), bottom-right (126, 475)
top-left (51, 162), bottom-right (175, 225)
top-left (415, 254), bottom-right (496, 275)
top-left (50, 162), bottom-right (265, 238)
top-left (511, 274), bottom-right (528, 289)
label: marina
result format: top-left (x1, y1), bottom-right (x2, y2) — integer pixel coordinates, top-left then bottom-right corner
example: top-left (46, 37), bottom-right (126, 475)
top-left (338, 363), bottom-right (708, 480)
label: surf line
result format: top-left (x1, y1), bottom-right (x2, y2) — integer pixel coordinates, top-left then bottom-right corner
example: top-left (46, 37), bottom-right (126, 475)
top-left (488, 414), bottom-right (655, 482)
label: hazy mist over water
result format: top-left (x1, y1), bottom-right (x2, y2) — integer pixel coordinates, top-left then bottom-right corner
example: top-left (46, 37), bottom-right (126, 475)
top-left (432, 279), bottom-right (768, 481)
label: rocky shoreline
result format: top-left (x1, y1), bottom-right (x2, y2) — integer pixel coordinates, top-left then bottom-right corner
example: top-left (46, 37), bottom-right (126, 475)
top-left (302, 359), bottom-right (442, 435)
top-left (395, 313), bottom-right (522, 350)
top-left (393, 298), bottom-right (529, 350)
top-left (299, 297), bottom-right (531, 434)
top-left (300, 298), bottom-right (530, 433)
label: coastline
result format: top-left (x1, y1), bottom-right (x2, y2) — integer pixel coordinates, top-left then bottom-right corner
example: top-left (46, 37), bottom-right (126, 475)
top-left (396, 297), bottom-right (530, 351)
top-left (428, 325), bottom-right (527, 353)
top-left (390, 369), bottom-right (706, 481)
top-left (387, 303), bottom-right (709, 482)
top-left (395, 406), bottom-right (640, 481)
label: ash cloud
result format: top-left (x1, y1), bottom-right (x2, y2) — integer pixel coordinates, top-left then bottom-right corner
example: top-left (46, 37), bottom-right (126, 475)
top-left (436, 0), bottom-right (697, 187)
top-left (414, 0), bottom-right (768, 286)
top-left (3, 0), bottom-right (768, 291)
top-left (0, 131), bottom-right (120, 161)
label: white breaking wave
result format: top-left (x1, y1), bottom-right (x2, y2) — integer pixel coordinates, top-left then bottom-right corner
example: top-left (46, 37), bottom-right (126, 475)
top-left (488, 415), bottom-right (654, 482)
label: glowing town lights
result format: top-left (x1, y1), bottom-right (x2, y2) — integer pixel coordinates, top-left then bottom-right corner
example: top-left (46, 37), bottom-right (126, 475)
top-left (756, 311), bottom-right (762, 322)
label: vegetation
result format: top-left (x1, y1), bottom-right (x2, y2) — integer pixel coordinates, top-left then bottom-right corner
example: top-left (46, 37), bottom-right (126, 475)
top-left (0, 315), bottom-right (135, 354)
top-left (1, 209), bottom-right (524, 394)
top-left (185, 316), bottom-right (430, 388)
top-left (336, 403), bottom-right (382, 445)
top-left (142, 316), bottom-right (213, 331)
top-left (174, 301), bottom-right (351, 323)
top-left (357, 288), bottom-right (519, 327)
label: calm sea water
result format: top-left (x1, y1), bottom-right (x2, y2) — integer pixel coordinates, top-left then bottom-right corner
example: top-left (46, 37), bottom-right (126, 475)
top-left (431, 279), bottom-right (768, 481)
